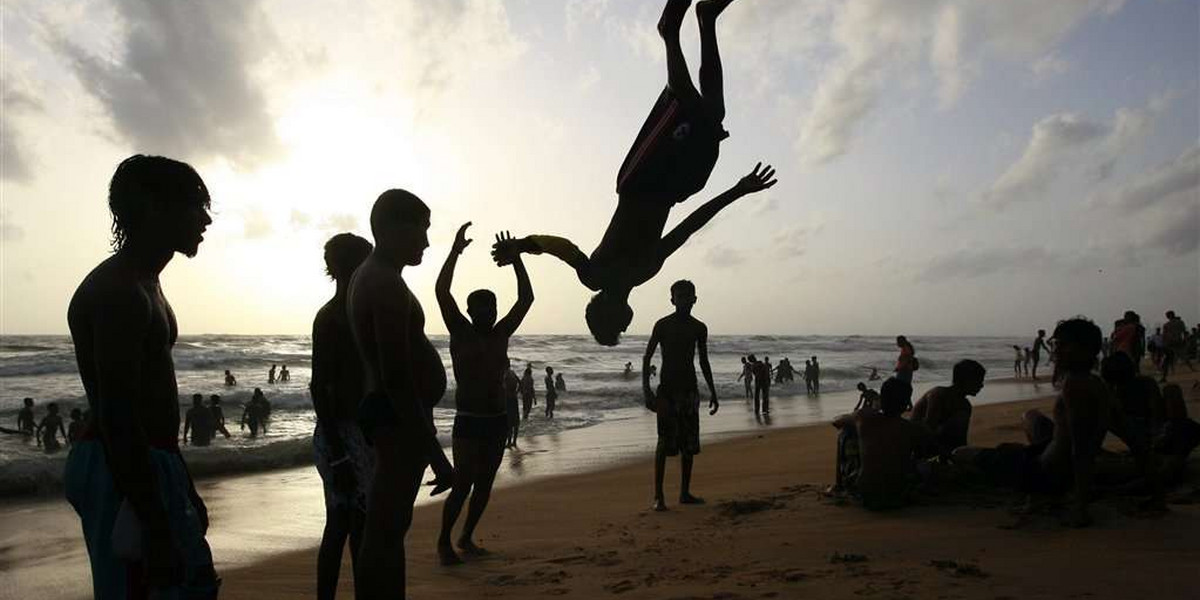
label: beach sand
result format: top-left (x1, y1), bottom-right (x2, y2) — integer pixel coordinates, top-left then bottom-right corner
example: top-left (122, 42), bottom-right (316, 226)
top-left (217, 372), bottom-right (1200, 600)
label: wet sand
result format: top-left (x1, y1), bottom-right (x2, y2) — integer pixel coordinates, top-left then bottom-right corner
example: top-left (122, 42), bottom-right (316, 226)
top-left (5, 375), bottom-right (1197, 599)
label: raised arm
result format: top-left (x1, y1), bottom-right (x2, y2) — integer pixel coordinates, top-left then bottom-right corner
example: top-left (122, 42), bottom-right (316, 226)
top-left (436, 222), bottom-right (473, 335)
top-left (657, 163), bottom-right (777, 263)
top-left (495, 231), bottom-right (535, 337)
top-left (697, 323), bottom-right (718, 415)
top-left (493, 234), bottom-right (594, 288)
top-left (642, 323), bottom-right (661, 410)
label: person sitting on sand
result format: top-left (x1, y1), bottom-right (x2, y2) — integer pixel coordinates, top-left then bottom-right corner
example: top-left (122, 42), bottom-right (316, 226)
top-left (35, 402), bottom-right (67, 453)
top-left (505, 363), bottom-right (521, 449)
top-left (435, 223), bottom-right (534, 565)
top-left (17, 397), bottom-right (35, 435)
top-left (309, 231), bottom-right (374, 600)
top-left (911, 360), bottom-right (986, 459)
top-left (1099, 352), bottom-right (1160, 444)
top-left (544, 367), bottom-right (558, 418)
top-left (347, 189), bottom-right (455, 597)
top-left (854, 383), bottom-right (881, 411)
top-left (520, 364), bottom-right (536, 420)
top-left (832, 378), bottom-right (934, 510)
top-left (954, 318), bottom-right (1160, 527)
top-left (67, 408), bottom-right (84, 445)
top-left (490, 0), bottom-right (777, 347)
top-left (643, 280), bottom-right (719, 511)
top-left (1153, 384), bottom-right (1200, 485)
top-left (208, 395), bottom-right (231, 439)
top-left (66, 155), bottom-right (218, 597)
top-left (183, 394), bottom-right (215, 447)
top-left (224, 370), bottom-right (237, 386)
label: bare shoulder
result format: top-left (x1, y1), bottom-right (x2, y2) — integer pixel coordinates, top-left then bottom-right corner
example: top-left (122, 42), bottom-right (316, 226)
top-left (68, 257), bottom-right (151, 324)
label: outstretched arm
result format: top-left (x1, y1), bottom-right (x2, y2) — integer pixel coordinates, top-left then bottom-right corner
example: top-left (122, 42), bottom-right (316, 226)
top-left (495, 231), bottom-right (535, 337)
top-left (493, 235), bottom-right (595, 289)
top-left (657, 163), bottom-right (777, 264)
top-left (436, 222), bottom-right (473, 335)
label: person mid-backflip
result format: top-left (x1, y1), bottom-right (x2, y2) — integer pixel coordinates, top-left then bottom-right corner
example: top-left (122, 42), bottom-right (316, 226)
top-left (491, 0), bottom-right (777, 346)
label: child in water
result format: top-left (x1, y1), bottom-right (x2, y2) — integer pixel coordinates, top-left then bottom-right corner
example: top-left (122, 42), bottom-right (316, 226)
top-left (36, 403), bottom-right (67, 453)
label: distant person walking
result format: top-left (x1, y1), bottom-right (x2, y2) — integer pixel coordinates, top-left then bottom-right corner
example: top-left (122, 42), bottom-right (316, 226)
top-left (752, 355), bottom-right (772, 414)
top-left (894, 336), bottom-right (917, 384)
top-left (738, 356), bottom-right (753, 399)
top-left (1031, 330), bottom-right (1049, 380)
top-left (1161, 310), bottom-right (1191, 382)
top-left (803, 360), bottom-right (815, 394)
top-left (810, 356), bottom-right (821, 394)
top-left (1012, 345), bottom-right (1023, 378)
top-left (520, 364), bottom-right (536, 420)
top-left (643, 280), bottom-right (718, 512)
top-left (505, 364), bottom-right (521, 448)
top-left (544, 367), bottom-right (558, 418)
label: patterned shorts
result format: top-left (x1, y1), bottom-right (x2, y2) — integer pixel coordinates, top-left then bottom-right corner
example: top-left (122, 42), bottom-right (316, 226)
top-left (656, 385), bottom-right (701, 457)
top-left (314, 421), bottom-right (376, 513)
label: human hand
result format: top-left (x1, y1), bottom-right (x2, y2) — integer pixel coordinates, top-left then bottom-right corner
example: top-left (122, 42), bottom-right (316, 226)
top-left (491, 231), bottom-right (519, 266)
top-left (709, 395), bottom-right (720, 416)
top-left (429, 456), bottom-right (455, 496)
top-left (452, 222), bottom-right (473, 255)
top-left (734, 162), bottom-right (778, 195)
top-left (643, 387), bottom-right (657, 412)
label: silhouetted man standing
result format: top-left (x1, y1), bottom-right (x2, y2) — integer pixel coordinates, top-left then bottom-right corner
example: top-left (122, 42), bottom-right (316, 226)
top-left (348, 189), bottom-right (454, 598)
top-left (643, 280), bottom-right (718, 511)
top-left (66, 155), bottom-right (218, 598)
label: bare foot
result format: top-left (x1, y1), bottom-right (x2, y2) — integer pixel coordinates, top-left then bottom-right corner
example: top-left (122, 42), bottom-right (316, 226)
top-left (438, 543), bottom-right (464, 566)
top-left (696, 0), bottom-right (735, 24)
top-left (658, 0), bottom-right (692, 39)
top-left (679, 493), bottom-right (706, 505)
top-left (458, 539), bottom-right (490, 556)
top-left (652, 497), bottom-right (668, 512)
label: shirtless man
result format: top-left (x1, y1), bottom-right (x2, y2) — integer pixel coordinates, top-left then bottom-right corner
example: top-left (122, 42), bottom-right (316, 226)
top-left (435, 223), bottom-right (534, 565)
top-left (183, 394), bottom-right (215, 447)
top-left (1031, 329), bottom-right (1049, 380)
top-left (643, 280), bottom-right (718, 511)
top-left (348, 189), bottom-right (455, 597)
top-left (17, 397), bottom-right (35, 435)
top-left (737, 356), bottom-right (753, 399)
top-left (955, 318), bottom-right (1159, 526)
top-left (520, 364), bottom-right (536, 420)
top-left (752, 355), bottom-right (772, 414)
top-left (832, 378), bottom-right (934, 510)
top-left (310, 232), bottom-right (374, 600)
top-left (36, 402), bottom-right (68, 453)
top-left (65, 155), bottom-right (218, 598)
top-left (208, 395), bottom-right (231, 439)
top-left (911, 360), bottom-right (985, 459)
top-left (492, 0), bottom-right (777, 346)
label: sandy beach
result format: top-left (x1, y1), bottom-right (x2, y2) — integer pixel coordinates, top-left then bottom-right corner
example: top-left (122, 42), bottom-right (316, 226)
top-left (208, 372), bottom-right (1200, 600)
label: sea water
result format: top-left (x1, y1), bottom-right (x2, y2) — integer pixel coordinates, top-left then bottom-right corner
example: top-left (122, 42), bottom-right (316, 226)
top-left (0, 334), bottom-right (1029, 494)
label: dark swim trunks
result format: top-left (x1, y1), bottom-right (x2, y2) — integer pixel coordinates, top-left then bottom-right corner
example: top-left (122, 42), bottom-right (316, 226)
top-left (656, 384), bottom-right (701, 457)
top-left (453, 414), bottom-right (509, 444)
top-left (616, 87), bottom-right (729, 202)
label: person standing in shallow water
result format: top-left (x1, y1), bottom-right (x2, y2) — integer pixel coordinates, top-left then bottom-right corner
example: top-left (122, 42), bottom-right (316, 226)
top-left (520, 364), bottom-right (536, 420)
top-left (268, 364), bottom-right (276, 385)
top-left (435, 223), bottom-right (534, 565)
top-left (309, 232), bottom-right (374, 600)
top-left (504, 363), bottom-right (521, 448)
top-left (17, 397), bottom-right (35, 435)
top-left (643, 279), bottom-right (718, 511)
top-left (738, 356), bottom-right (753, 399)
top-left (544, 367), bottom-right (558, 418)
top-left (894, 336), bottom-right (916, 384)
top-left (348, 189), bottom-right (454, 597)
top-left (65, 155), bottom-right (219, 598)
top-left (489, 0), bottom-right (777, 347)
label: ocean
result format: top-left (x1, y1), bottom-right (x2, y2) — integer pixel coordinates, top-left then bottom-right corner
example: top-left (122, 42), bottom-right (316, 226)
top-left (0, 333), bottom-right (1029, 495)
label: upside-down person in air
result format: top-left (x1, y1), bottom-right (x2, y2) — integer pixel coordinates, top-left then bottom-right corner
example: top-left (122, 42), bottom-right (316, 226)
top-left (491, 0), bottom-right (777, 345)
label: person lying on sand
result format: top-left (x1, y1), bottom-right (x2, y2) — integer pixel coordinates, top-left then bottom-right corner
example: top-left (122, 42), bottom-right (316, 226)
top-left (490, 0), bottom-right (776, 346)
top-left (833, 378), bottom-right (935, 510)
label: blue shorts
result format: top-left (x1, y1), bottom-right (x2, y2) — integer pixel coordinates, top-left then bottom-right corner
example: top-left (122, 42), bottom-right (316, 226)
top-left (64, 440), bottom-right (218, 599)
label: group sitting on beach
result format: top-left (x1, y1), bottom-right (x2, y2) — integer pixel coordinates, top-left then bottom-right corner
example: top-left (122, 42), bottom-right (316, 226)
top-left (832, 316), bottom-right (1198, 526)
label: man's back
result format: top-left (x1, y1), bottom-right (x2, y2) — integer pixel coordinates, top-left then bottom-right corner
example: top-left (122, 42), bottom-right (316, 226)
top-left (911, 386), bottom-right (972, 451)
top-left (312, 299), bottom-right (365, 422)
top-left (654, 313), bottom-right (703, 388)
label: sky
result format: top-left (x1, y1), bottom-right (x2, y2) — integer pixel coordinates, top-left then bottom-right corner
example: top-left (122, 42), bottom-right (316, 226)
top-left (1, 0), bottom-right (1197, 338)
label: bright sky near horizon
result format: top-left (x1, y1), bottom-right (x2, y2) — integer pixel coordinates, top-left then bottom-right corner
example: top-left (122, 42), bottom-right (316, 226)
top-left (1, 0), bottom-right (1197, 338)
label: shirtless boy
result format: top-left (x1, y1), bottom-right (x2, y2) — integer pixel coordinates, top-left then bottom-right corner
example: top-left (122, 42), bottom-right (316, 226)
top-left (911, 359), bottom-right (985, 458)
top-left (643, 280), bottom-right (719, 511)
top-left (492, 0), bottom-right (776, 346)
top-left (436, 224), bottom-right (534, 565)
top-left (66, 155), bottom-right (218, 598)
top-left (348, 189), bottom-right (455, 597)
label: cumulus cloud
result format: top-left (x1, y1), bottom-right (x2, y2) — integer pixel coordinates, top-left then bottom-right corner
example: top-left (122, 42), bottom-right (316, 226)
top-left (798, 0), bottom-right (1123, 164)
top-left (984, 96), bottom-right (1167, 208)
top-left (57, 0), bottom-right (281, 167)
top-left (1096, 145), bottom-right (1200, 214)
top-left (703, 244), bottom-right (746, 269)
top-left (1, 86), bottom-right (44, 182)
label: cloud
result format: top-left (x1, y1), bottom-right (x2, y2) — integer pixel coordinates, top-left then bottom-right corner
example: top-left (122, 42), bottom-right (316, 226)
top-left (919, 246), bottom-right (1058, 282)
top-left (703, 244), bottom-right (746, 269)
top-left (402, 0), bottom-right (525, 100)
top-left (984, 96), bottom-right (1167, 208)
top-left (798, 0), bottom-right (1123, 164)
top-left (243, 208), bottom-right (273, 240)
top-left (1095, 145), bottom-right (1200, 214)
top-left (1, 86), bottom-right (44, 182)
top-left (772, 221), bottom-right (824, 257)
top-left (322, 213), bottom-right (359, 233)
top-left (0, 210), bottom-right (26, 242)
top-left (1031, 54), bottom-right (1071, 81)
top-left (56, 0), bottom-right (281, 167)
top-left (1145, 202), bottom-right (1200, 256)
